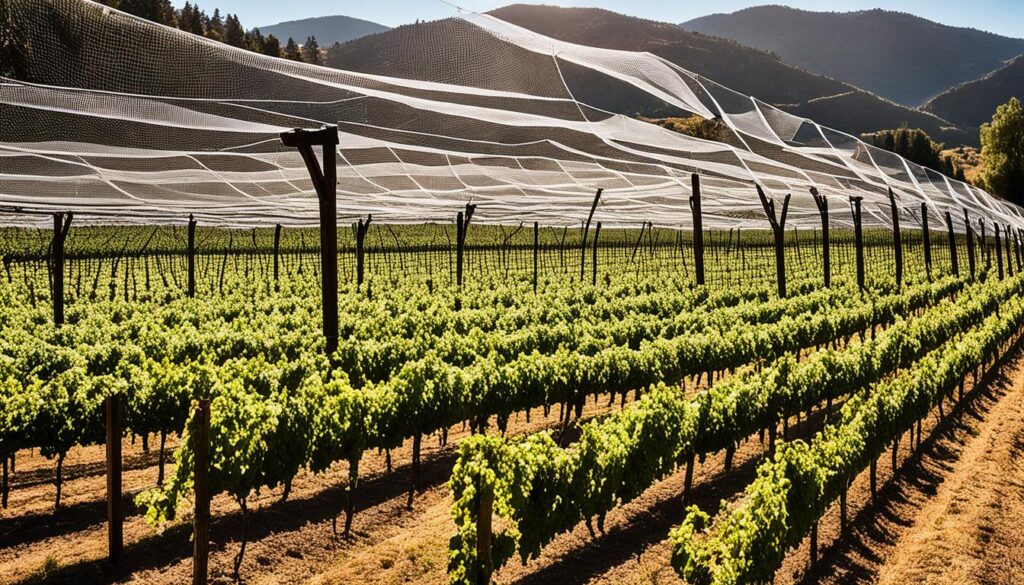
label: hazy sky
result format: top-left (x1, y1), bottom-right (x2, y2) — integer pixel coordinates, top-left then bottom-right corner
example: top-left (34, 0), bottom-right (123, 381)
top-left (177, 0), bottom-right (1024, 38)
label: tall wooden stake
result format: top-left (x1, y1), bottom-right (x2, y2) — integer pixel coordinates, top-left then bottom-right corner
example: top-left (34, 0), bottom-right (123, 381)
top-left (810, 187), bottom-right (830, 287)
top-left (995, 223), bottom-right (1004, 279)
top-left (187, 214), bottom-right (196, 297)
top-left (533, 221), bottom-right (539, 292)
top-left (355, 215), bottom-right (372, 288)
top-left (690, 174), bottom-right (705, 286)
top-left (850, 197), bottom-right (864, 290)
top-left (273, 224), bottom-right (282, 290)
top-left (105, 395), bottom-right (122, 565)
top-left (280, 125), bottom-right (339, 355)
top-left (921, 203), bottom-right (932, 279)
top-left (1005, 224), bottom-right (1014, 277)
top-left (456, 203), bottom-right (475, 289)
top-left (946, 211), bottom-right (959, 276)
top-left (192, 399), bottom-right (211, 585)
top-left (888, 188), bottom-right (903, 288)
top-left (756, 185), bottom-right (791, 297)
top-left (579, 189), bottom-right (602, 282)
top-left (965, 210), bottom-right (976, 280)
top-left (52, 212), bottom-right (72, 326)
top-left (591, 221), bottom-right (601, 286)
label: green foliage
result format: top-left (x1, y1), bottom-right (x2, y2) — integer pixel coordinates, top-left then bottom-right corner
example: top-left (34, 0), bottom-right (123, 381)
top-left (864, 127), bottom-right (964, 180)
top-left (979, 98), bottom-right (1024, 204)
top-left (646, 116), bottom-right (732, 143)
top-left (0, 0), bottom-right (31, 79)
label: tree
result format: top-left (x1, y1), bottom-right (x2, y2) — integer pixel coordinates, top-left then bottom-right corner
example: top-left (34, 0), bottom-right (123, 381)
top-left (245, 28), bottom-right (265, 54)
top-left (205, 8), bottom-right (224, 42)
top-left (263, 34), bottom-right (283, 58)
top-left (303, 35), bottom-right (322, 65)
top-left (224, 13), bottom-right (245, 48)
top-left (979, 98), bottom-right (1024, 205)
top-left (118, 0), bottom-right (177, 27)
top-left (863, 127), bottom-right (963, 179)
top-left (0, 0), bottom-right (31, 80)
top-left (284, 37), bottom-right (302, 61)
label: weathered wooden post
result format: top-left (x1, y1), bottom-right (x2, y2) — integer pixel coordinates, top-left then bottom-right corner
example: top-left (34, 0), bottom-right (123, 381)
top-left (580, 189), bottom-right (602, 282)
top-left (1005, 224), bottom-right (1014, 277)
top-left (105, 395), bottom-right (122, 565)
top-left (810, 187), bottom-right (830, 287)
top-left (187, 214), bottom-right (196, 297)
top-left (355, 215), bottom-right (372, 288)
top-left (532, 221), bottom-right (539, 292)
top-left (690, 174), bottom-right (706, 286)
top-left (995, 223), bottom-right (1004, 279)
top-left (591, 221), bottom-right (601, 286)
top-left (456, 203), bottom-right (475, 288)
top-left (945, 211), bottom-right (959, 276)
top-left (850, 196), bottom-right (864, 290)
top-left (280, 125), bottom-right (340, 354)
top-left (757, 185), bottom-right (791, 297)
top-left (52, 212), bottom-right (72, 326)
top-left (921, 203), bottom-right (932, 279)
top-left (965, 210), bottom-right (976, 279)
top-left (888, 189), bottom-right (903, 288)
top-left (192, 399), bottom-right (211, 585)
top-left (273, 224), bottom-right (282, 290)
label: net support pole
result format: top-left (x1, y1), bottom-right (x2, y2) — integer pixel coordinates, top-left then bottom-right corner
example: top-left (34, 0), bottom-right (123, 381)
top-left (580, 189), bottom-right (602, 282)
top-left (356, 215), bottom-right (371, 288)
top-left (532, 221), bottom-right (539, 293)
top-left (850, 197), bottom-right (864, 290)
top-left (965, 211), bottom-right (976, 280)
top-left (810, 187), bottom-right (830, 287)
top-left (187, 214), bottom-right (196, 298)
top-left (1005, 224), bottom-right (1014, 277)
top-left (1015, 228), bottom-right (1022, 271)
top-left (273, 224), bottom-right (281, 290)
top-left (888, 189), bottom-right (903, 289)
top-left (979, 218), bottom-right (987, 265)
top-left (921, 203), bottom-right (932, 279)
top-left (757, 185), bottom-right (791, 298)
top-left (591, 221), bottom-right (601, 286)
top-left (51, 212), bottom-right (72, 327)
top-left (280, 125), bottom-right (340, 355)
top-left (192, 399), bottom-right (211, 585)
top-left (690, 174), bottom-right (705, 286)
top-left (456, 203), bottom-right (476, 289)
top-left (946, 211), bottom-right (959, 276)
top-left (995, 223), bottom-right (1004, 280)
top-left (105, 395), bottom-right (122, 566)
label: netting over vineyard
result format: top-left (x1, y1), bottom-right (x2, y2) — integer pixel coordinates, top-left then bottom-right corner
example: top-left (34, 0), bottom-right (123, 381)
top-left (1, 0), bottom-right (1021, 229)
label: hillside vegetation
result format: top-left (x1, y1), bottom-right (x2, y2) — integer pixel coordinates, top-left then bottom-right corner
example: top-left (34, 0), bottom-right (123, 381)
top-left (924, 56), bottom-right (1024, 128)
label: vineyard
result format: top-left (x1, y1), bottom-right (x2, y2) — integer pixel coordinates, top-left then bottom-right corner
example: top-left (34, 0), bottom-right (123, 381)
top-left (4, 1), bottom-right (1024, 584)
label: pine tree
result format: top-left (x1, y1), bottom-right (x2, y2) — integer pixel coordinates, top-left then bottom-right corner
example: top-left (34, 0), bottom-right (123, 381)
top-left (245, 28), bottom-right (266, 54)
top-left (118, 0), bottom-right (177, 27)
top-left (0, 0), bottom-right (31, 80)
top-left (224, 14), bottom-right (245, 48)
top-left (263, 34), bottom-right (283, 58)
top-left (303, 35), bottom-right (322, 65)
top-left (980, 98), bottom-right (1024, 205)
top-left (205, 8), bottom-right (225, 42)
top-left (284, 37), bottom-right (302, 61)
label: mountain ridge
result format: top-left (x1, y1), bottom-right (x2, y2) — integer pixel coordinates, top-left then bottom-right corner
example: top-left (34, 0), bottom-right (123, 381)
top-left (259, 14), bottom-right (390, 46)
top-left (924, 55), bottom-right (1024, 127)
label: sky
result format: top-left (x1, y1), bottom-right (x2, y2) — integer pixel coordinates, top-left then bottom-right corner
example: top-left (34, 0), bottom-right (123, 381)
top-left (176, 0), bottom-right (1024, 39)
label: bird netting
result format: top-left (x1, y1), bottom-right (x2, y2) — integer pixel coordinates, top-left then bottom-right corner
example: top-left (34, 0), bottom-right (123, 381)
top-left (1, 0), bottom-right (1021, 230)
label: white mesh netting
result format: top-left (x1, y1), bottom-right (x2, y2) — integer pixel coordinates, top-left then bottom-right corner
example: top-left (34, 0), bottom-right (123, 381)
top-left (1, 0), bottom-right (1021, 230)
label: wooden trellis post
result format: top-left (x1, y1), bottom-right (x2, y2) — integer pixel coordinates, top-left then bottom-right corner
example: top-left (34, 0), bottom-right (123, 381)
top-left (810, 187), bottom-right (830, 287)
top-left (965, 210), bottom-right (976, 279)
top-left (591, 221), bottom-right (601, 286)
top-left (105, 395), bottom-right (122, 565)
top-left (995, 223), bottom-right (1004, 279)
top-left (921, 203), bottom-right (932, 279)
top-left (690, 174), bottom-right (705, 286)
top-left (187, 214), bottom-right (196, 297)
top-left (1005, 224), bottom-right (1014, 277)
top-left (52, 212), bottom-right (72, 326)
top-left (280, 125), bottom-right (339, 355)
top-left (888, 189), bottom-right (903, 288)
top-left (192, 399), bottom-right (211, 585)
top-left (946, 211), bottom-right (959, 276)
top-left (756, 185), bottom-right (791, 297)
top-left (580, 189), bottom-right (602, 282)
top-left (456, 203), bottom-right (476, 289)
top-left (850, 196), bottom-right (864, 290)
top-left (355, 215), bottom-right (372, 287)
top-left (533, 221), bottom-right (539, 292)
top-left (273, 224), bottom-right (282, 290)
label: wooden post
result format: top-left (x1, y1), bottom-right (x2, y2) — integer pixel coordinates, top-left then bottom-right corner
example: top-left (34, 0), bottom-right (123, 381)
top-left (810, 187), bottom-right (830, 287)
top-left (888, 189), bottom-right (903, 288)
top-left (475, 480), bottom-right (494, 585)
top-left (1005, 224), bottom-right (1014, 277)
top-left (52, 212), bottom-right (72, 326)
top-left (995, 223), bottom-right (1004, 279)
top-left (280, 125), bottom-right (340, 355)
top-left (921, 203), bottom-right (932, 279)
top-left (683, 453), bottom-right (695, 501)
top-left (965, 210), bottom-right (976, 280)
top-left (690, 174), bottom-right (705, 286)
top-left (850, 197), bottom-right (864, 290)
top-left (579, 189), bottom-right (602, 282)
top-left (979, 218), bottom-right (987, 264)
top-left (355, 215), bottom-right (371, 288)
top-left (591, 222), bottom-right (601, 286)
top-left (1015, 227), bottom-right (1022, 271)
top-left (105, 395), bottom-right (123, 565)
top-left (192, 399), bottom-right (211, 585)
top-left (945, 211), bottom-right (959, 276)
top-left (456, 203), bottom-right (476, 288)
top-left (533, 221), bottom-right (539, 292)
top-left (756, 186), bottom-right (791, 297)
top-left (187, 214), bottom-right (196, 298)
top-left (273, 224), bottom-right (282, 290)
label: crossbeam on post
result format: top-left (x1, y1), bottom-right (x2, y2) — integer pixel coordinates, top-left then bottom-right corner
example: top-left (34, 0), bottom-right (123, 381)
top-left (810, 187), bottom-right (830, 287)
top-left (756, 185), bottom-right (791, 298)
top-left (280, 125), bottom-right (340, 355)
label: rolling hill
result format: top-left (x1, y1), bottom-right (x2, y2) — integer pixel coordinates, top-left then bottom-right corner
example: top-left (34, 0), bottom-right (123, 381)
top-left (924, 56), bottom-right (1024, 128)
top-left (259, 15), bottom-right (389, 46)
top-left (682, 6), bottom-right (1024, 108)
top-left (326, 5), bottom-right (972, 145)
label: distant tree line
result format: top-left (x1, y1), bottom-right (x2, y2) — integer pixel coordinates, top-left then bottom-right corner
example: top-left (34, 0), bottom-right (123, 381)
top-left (862, 127), bottom-right (966, 181)
top-left (96, 0), bottom-right (323, 64)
